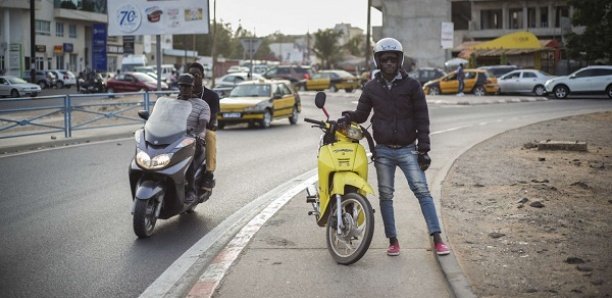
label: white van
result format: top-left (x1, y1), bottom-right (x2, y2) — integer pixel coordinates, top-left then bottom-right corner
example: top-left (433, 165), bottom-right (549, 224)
top-left (159, 64), bottom-right (176, 82)
top-left (120, 55), bottom-right (147, 72)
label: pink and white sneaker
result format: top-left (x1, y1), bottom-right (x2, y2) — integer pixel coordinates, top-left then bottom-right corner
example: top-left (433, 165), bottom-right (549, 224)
top-left (434, 242), bottom-right (450, 255)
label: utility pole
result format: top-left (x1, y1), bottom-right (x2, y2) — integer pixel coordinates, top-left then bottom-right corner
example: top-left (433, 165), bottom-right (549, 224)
top-left (30, 0), bottom-right (36, 82)
top-left (210, 0), bottom-right (217, 87)
top-left (365, 0), bottom-right (372, 71)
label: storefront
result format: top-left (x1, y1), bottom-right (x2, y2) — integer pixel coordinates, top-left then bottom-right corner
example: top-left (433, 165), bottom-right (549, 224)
top-left (455, 31), bottom-right (558, 73)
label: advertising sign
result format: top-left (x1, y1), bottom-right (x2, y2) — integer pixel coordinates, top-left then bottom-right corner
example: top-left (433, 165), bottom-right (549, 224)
top-left (107, 0), bottom-right (210, 36)
top-left (441, 22), bottom-right (454, 49)
top-left (92, 23), bottom-right (108, 72)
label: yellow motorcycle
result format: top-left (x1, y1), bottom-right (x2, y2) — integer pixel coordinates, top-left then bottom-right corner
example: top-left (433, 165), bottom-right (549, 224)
top-left (304, 92), bottom-right (375, 265)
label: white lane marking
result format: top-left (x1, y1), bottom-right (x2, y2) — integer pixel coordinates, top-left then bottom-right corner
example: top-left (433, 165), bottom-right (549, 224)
top-left (185, 175), bottom-right (318, 298)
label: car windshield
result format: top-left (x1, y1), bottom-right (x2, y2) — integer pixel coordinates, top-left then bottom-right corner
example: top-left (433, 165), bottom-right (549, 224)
top-left (229, 84), bottom-right (271, 97)
top-left (8, 77), bottom-right (28, 84)
top-left (331, 70), bottom-right (354, 78)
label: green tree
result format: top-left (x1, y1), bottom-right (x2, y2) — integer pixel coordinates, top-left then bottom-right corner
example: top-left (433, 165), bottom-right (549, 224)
top-left (312, 29), bottom-right (343, 69)
top-left (344, 35), bottom-right (365, 57)
top-left (565, 0), bottom-right (612, 63)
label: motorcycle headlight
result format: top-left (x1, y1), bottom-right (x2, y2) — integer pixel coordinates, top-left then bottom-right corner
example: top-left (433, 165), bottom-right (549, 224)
top-left (136, 150), bottom-right (173, 169)
top-left (341, 124), bottom-right (363, 141)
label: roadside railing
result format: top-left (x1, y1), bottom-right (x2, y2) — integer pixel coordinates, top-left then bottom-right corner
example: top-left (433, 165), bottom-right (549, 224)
top-left (0, 91), bottom-right (178, 139)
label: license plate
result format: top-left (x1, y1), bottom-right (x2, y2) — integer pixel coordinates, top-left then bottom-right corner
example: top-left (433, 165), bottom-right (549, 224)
top-left (223, 112), bottom-right (241, 118)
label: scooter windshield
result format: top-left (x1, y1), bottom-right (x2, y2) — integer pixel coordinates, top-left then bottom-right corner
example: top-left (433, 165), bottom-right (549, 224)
top-left (144, 97), bottom-right (192, 145)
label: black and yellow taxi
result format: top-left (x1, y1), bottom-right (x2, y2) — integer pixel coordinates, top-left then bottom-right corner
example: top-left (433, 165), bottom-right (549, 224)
top-left (299, 69), bottom-right (360, 93)
top-left (422, 69), bottom-right (499, 96)
top-left (217, 79), bottom-right (301, 129)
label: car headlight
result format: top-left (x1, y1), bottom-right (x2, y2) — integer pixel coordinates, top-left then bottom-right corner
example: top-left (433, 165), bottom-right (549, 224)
top-left (136, 150), bottom-right (173, 169)
top-left (245, 102), bottom-right (268, 112)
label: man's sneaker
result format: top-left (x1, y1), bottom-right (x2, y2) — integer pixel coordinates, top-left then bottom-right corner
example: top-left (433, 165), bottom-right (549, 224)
top-left (435, 242), bottom-right (450, 255)
top-left (200, 178), bottom-right (215, 191)
top-left (387, 242), bottom-right (400, 256)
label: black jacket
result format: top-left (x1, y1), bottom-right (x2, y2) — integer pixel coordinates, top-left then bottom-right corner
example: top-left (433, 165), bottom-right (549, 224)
top-left (345, 71), bottom-right (431, 153)
top-left (199, 87), bottom-right (220, 130)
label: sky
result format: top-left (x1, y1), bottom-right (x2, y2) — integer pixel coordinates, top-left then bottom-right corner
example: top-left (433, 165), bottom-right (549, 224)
top-left (213, 0), bottom-right (382, 36)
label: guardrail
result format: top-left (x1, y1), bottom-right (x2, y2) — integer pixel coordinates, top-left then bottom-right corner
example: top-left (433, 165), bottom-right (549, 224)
top-left (0, 91), bottom-right (178, 139)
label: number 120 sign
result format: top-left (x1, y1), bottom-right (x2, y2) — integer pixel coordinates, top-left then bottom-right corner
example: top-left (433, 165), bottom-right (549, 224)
top-left (107, 0), bottom-right (209, 36)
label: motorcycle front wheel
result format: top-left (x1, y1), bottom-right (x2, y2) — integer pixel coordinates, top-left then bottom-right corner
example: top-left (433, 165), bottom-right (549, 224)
top-left (326, 192), bottom-right (374, 265)
top-left (133, 198), bottom-right (159, 238)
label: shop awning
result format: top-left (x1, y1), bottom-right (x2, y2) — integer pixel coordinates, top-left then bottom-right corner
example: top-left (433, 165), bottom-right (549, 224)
top-left (455, 31), bottom-right (554, 58)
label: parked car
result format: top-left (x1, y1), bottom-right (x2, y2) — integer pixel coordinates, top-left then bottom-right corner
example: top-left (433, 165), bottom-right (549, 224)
top-left (106, 72), bottom-right (168, 93)
top-left (22, 70), bottom-right (57, 89)
top-left (409, 67), bottom-right (447, 86)
top-left (0, 75), bottom-right (42, 98)
top-left (545, 65), bottom-right (612, 99)
top-left (217, 79), bottom-right (301, 129)
top-left (49, 70), bottom-right (77, 88)
top-left (497, 69), bottom-right (554, 96)
top-left (477, 65), bottom-right (519, 78)
top-left (299, 69), bottom-right (360, 93)
top-left (213, 72), bottom-right (264, 97)
top-left (263, 65), bottom-right (313, 87)
top-left (227, 65), bottom-right (250, 73)
top-left (422, 69), bottom-right (499, 96)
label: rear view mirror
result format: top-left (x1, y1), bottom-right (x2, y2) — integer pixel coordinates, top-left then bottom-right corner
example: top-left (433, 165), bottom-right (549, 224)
top-left (314, 92), bottom-right (326, 108)
top-left (138, 110), bottom-right (150, 120)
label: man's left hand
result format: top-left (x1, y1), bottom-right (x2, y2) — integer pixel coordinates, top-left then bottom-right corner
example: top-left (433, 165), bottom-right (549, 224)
top-left (417, 152), bottom-right (431, 171)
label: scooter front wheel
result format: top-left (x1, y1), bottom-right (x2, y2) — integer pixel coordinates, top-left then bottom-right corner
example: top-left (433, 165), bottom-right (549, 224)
top-left (133, 199), bottom-right (158, 238)
top-left (326, 192), bottom-right (374, 265)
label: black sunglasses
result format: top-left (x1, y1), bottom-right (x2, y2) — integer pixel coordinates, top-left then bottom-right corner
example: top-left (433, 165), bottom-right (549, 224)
top-left (380, 56), bottom-right (398, 63)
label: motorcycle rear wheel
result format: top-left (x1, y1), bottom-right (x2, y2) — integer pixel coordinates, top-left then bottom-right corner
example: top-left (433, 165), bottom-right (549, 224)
top-left (133, 198), bottom-right (158, 238)
top-left (326, 192), bottom-right (374, 265)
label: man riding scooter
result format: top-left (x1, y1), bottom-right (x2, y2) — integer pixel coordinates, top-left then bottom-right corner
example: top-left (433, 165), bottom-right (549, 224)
top-left (176, 73), bottom-right (212, 201)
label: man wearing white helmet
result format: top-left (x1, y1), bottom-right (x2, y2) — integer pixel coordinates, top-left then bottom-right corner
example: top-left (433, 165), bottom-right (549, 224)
top-left (340, 37), bottom-right (450, 256)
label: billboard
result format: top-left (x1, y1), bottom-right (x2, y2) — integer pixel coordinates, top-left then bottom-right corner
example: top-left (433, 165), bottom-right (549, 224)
top-left (92, 24), bottom-right (108, 72)
top-left (107, 0), bottom-right (210, 36)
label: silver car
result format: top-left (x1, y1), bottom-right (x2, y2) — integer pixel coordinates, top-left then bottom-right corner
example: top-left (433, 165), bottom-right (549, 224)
top-left (0, 75), bottom-right (42, 98)
top-left (498, 69), bottom-right (554, 96)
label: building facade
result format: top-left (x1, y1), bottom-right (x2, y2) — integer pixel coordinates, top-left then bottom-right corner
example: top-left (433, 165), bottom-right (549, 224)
top-left (0, 0), bottom-right (145, 77)
top-left (372, 0), bottom-right (578, 70)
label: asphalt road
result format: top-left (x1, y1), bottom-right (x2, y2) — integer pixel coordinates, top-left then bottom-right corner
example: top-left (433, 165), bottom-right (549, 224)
top-left (0, 95), bottom-right (611, 297)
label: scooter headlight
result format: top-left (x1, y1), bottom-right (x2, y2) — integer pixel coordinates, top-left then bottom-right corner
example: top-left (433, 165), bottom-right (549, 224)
top-left (340, 124), bottom-right (363, 141)
top-left (136, 150), bottom-right (173, 169)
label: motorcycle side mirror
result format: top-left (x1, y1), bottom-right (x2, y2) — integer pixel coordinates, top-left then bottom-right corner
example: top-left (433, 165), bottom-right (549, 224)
top-left (314, 92), bottom-right (326, 108)
top-left (138, 110), bottom-right (150, 120)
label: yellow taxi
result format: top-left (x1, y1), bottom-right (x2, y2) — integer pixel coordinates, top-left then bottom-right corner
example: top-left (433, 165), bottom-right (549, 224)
top-left (217, 79), bottom-right (301, 129)
top-left (422, 69), bottom-right (499, 96)
top-left (299, 70), bottom-right (360, 93)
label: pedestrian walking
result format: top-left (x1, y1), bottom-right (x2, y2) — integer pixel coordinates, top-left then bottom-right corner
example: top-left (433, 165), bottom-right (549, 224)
top-left (456, 63), bottom-right (465, 96)
top-left (339, 37), bottom-right (451, 256)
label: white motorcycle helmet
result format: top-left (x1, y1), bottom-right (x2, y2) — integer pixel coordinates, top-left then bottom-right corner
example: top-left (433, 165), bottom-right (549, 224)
top-left (372, 37), bottom-right (404, 69)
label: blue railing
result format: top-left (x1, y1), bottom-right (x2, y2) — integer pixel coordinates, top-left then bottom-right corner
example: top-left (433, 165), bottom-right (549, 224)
top-left (0, 91), bottom-right (178, 139)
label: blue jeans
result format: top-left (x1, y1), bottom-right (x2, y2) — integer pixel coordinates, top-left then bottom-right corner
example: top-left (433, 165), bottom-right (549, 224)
top-left (458, 80), bottom-right (464, 93)
top-left (374, 144), bottom-right (442, 238)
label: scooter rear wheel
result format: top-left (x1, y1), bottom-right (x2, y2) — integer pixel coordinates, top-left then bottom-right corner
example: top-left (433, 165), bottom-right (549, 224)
top-left (133, 198), bottom-right (158, 238)
top-left (326, 192), bottom-right (374, 265)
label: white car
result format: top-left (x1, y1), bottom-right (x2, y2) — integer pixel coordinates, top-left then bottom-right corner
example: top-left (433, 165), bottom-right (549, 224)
top-left (498, 69), bottom-right (554, 96)
top-left (544, 65), bottom-right (612, 99)
top-left (0, 75), bottom-right (42, 98)
top-left (49, 70), bottom-right (77, 88)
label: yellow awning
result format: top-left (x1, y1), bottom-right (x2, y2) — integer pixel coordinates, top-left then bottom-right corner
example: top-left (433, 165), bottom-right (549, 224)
top-left (470, 31), bottom-right (542, 50)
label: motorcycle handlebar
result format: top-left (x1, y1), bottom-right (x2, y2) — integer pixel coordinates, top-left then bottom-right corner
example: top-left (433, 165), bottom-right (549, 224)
top-left (304, 118), bottom-right (325, 126)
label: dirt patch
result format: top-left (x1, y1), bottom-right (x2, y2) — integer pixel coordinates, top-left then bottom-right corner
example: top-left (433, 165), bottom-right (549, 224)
top-left (441, 111), bottom-right (612, 297)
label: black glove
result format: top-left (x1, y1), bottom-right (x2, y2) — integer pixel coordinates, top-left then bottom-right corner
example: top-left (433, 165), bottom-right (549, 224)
top-left (417, 152), bottom-right (431, 171)
top-left (336, 114), bottom-right (350, 127)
